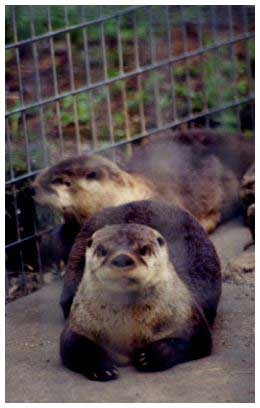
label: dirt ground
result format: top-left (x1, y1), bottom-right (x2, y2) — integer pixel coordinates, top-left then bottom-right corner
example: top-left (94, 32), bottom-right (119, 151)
top-left (5, 217), bottom-right (255, 403)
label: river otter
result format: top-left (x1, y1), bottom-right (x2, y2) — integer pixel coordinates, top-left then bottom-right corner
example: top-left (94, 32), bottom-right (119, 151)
top-left (33, 129), bottom-right (254, 236)
top-left (60, 200), bottom-right (221, 381)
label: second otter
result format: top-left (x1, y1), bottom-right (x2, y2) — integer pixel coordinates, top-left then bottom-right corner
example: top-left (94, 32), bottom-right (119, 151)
top-left (33, 129), bottom-right (254, 234)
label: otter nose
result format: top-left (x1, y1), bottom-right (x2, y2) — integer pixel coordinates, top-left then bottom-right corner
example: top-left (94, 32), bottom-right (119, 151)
top-left (111, 254), bottom-right (135, 268)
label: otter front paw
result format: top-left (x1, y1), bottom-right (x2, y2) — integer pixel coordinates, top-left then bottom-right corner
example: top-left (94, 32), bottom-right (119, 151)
top-left (86, 365), bottom-right (119, 382)
top-left (133, 339), bottom-right (176, 372)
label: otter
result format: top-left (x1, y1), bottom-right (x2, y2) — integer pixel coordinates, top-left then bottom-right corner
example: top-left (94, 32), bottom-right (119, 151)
top-left (60, 200), bottom-right (221, 381)
top-left (33, 129), bottom-right (254, 237)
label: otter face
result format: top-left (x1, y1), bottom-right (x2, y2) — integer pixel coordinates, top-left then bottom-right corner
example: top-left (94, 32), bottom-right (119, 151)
top-left (32, 154), bottom-right (133, 223)
top-left (84, 223), bottom-right (171, 293)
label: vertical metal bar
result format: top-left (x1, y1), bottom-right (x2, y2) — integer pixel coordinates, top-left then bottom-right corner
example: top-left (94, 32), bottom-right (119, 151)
top-left (197, 6), bottom-right (209, 126)
top-left (11, 183), bottom-right (27, 293)
top-left (227, 5), bottom-right (241, 129)
top-left (47, 6), bottom-right (65, 157)
top-left (100, 6), bottom-right (115, 148)
top-left (12, 6), bottom-right (31, 172)
top-left (64, 5), bottom-right (81, 153)
top-left (81, 6), bottom-right (98, 149)
top-left (29, 6), bottom-right (48, 166)
top-left (133, 9), bottom-right (146, 134)
top-left (242, 7), bottom-right (254, 96)
top-left (242, 6), bottom-right (254, 130)
top-left (148, 6), bottom-right (162, 128)
top-left (6, 118), bottom-right (14, 181)
top-left (116, 15), bottom-right (132, 154)
top-left (166, 5), bottom-right (177, 122)
top-left (179, 5), bottom-right (193, 116)
top-left (210, 6), bottom-right (224, 126)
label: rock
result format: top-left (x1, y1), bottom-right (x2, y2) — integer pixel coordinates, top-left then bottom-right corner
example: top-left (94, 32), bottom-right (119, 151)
top-left (223, 247), bottom-right (255, 284)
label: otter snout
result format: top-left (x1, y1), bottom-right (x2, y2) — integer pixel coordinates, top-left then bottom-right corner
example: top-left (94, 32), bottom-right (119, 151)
top-left (111, 254), bottom-right (136, 268)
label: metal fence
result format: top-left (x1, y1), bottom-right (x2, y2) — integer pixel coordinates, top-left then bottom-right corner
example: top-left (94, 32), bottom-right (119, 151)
top-left (5, 5), bottom-right (255, 300)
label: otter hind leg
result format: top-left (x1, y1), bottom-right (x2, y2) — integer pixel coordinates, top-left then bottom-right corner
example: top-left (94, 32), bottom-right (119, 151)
top-left (60, 326), bottom-right (119, 381)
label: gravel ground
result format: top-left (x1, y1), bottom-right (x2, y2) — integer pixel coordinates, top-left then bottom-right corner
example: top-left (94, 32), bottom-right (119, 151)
top-left (5, 218), bottom-right (255, 403)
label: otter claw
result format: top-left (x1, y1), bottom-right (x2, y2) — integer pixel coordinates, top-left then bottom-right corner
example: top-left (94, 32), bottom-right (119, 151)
top-left (86, 366), bottom-right (119, 381)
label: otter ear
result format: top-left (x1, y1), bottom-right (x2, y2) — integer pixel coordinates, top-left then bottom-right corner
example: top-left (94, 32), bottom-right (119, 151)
top-left (85, 168), bottom-right (102, 181)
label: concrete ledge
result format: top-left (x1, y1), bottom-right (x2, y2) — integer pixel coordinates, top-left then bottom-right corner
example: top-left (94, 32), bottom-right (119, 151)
top-left (6, 218), bottom-right (254, 403)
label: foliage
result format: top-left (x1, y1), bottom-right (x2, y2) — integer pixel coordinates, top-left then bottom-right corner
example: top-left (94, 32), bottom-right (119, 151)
top-left (5, 5), bottom-right (255, 174)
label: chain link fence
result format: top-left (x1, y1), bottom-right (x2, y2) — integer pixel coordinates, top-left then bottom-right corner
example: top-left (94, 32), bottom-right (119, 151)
top-left (5, 5), bottom-right (255, 300)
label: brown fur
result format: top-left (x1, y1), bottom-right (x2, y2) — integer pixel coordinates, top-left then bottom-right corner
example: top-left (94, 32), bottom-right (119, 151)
top-left (33, 129), bottom-right (254, 233)
top-left (68, 223), bottom-right (207, 365)
top-left (60, 201), bottom-right (221, 379)
top-left (61, 200), bottom-right (221, 326)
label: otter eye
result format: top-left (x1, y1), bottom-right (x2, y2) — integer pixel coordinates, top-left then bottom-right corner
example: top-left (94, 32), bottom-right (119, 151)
top-left (51, 177), bottom-right (63, 185)
top-left (157, 237), bottom-right (165, 246)
top-left (86, 171), bottom-right (98, 180)
top-left (139, 245), bottom-right (151, 256)
top-left (96, 245), bottom-right (107, 257)
top-left (87, 239), bottom-right (93, 248)
top-left (51, 177), bottom-right (71, 187)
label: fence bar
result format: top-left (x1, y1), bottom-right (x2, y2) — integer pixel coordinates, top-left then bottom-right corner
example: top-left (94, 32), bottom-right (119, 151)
top-left (4, 93), bottom-right (255, 187)
top-left (11, 6), bottom-right (31, 173)
top-left (166, 5), bottom-right (177, 122)
top-left (93, 95), bottom-right (254, 153)
top-left (116, 16), bottom-right (132, 151)
top-left (242, 7), bottom-right (253, 96)
top-left (81, 6), bottom-right (98, 149)
top-left (5, 225), bottom-right (57, 250)
top-left (100, 6), bottom-right (115, 148)
top-left (6, 31), bottom-right (254, 119)
top-left (11, 182), bottom-right (27, 291)
top-left (227, 5), bottom-right (241, 130)
top-left (242, 6), bottom-right (254, 129)
top-left (5, 6), bottom-right (255, 297)
top-left (64, 6), bottom-right (81, 154)
top-left (29, 6), bottom-right (49, 166)
top-left (5, 118), bottom-right (14, 181)
top-left (179, 5), bottom-right (193, 116)
top-left (148, 7), bottom-right (162, 128)
top-left (210, 6), bottom-right (225, 126)
top-left (6, 6), bottom-right (146, 50)
top-left (197, 6), bottom-right (209, 126)
top-left (133, 9), bottom-right (146, 134)
top-left (47, 6), bottom-right (65, 157)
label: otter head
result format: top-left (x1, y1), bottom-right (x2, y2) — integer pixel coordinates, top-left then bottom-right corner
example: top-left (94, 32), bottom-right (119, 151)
top-left (32, 154), bottom-right (138, 224)
top-left (83, 223), bottom-right (172, 294)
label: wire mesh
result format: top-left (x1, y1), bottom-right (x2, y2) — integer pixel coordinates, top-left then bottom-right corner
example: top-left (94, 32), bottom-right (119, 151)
top-left (5, 5), bottom-right (255, 300)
